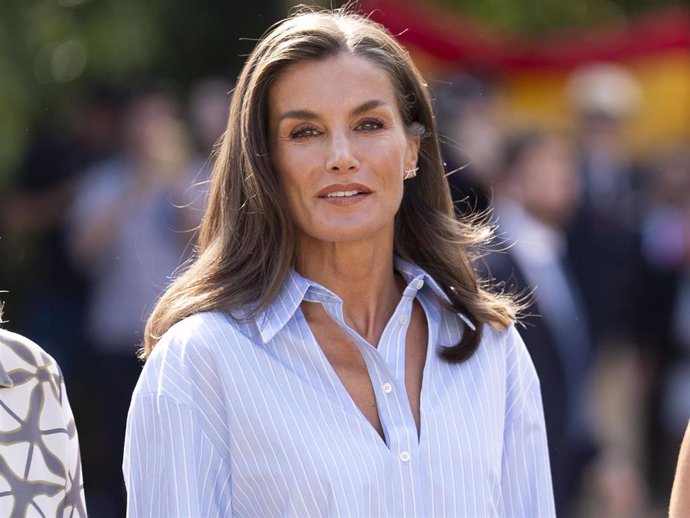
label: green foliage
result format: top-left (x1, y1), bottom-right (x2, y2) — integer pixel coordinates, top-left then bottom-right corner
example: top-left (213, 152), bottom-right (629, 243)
top-left (437, 0), bottom-right (682, 33)
top-left (0, 0), bottom-right (279, 185)
top-left (0, 0), bottom-right (159, 184)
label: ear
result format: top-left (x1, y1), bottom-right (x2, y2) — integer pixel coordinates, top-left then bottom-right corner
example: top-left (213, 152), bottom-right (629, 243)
top-left (404, 123), bottom-right (423, 171)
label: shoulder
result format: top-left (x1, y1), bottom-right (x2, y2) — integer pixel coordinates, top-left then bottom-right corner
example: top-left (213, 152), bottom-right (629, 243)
top-left (152, 310), bottom-right (255, 359)
top-left (489, 323), bottom-right (534, 366)
top-left (0, 328), bottom-right (62, 386)
top-left (475, 323), bottom-right (538, 384)
top-left (0, 329), bottom-right (76, 436)
top-left (481, 322), bottom-right (524, 349)
top-left (136, 311), bottom-right (255, 402)
top-left (469, 321), bottom-right (522, 354)
top-left (484, 324), bottom-right (542, 417)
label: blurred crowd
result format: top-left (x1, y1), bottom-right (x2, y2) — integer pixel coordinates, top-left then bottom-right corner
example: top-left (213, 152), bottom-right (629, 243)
top-left (0, 78), bottom-right (230, 517)
top-left (0, 62), bottom-right (688, 517)
top-left (438, 64), bottom-right (690, 518)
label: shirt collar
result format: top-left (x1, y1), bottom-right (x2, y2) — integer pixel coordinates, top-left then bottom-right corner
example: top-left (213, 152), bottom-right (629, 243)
top-left (255, 269), bottom-right (312, 344)
top-left (395, 256), bottom-right (447, 301)
top-left (395, 257), bottom-right (476, 331)
top-left (255, 256), bottom-right (475, 344)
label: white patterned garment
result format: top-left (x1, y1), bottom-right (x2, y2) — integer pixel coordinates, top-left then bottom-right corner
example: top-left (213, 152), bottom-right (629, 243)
top-left (0, 329), bottom-right (87, 518)
top-left (124, 258), bottom-right (555, 517)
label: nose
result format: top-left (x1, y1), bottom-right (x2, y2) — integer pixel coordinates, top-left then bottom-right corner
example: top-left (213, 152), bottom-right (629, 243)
top-left (326, 132), bottom-right (360, 173)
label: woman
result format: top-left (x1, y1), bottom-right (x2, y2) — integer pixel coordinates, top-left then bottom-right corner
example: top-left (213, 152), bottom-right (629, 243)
top-left (124, 8), bottom-right (555, 517)
top-left (670, 421), bottom-right (690, 518)
top-left (0, 303), bottom-right (87, 516)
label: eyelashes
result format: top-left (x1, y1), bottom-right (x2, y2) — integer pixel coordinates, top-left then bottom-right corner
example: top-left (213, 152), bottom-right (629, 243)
top-left (288, 117), bottom-right (386, 140)
top-left (356, 117), bottom-right (385, 131)
top-left (289, 126), bottom-right (320, 139)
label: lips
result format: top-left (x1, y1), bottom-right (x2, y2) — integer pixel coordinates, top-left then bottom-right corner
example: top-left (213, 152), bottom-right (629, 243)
top-left (317, 183), bottom-right (371, 198)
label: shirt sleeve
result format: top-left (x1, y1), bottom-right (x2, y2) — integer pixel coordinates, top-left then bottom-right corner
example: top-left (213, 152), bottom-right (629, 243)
top-left (123, 326), bottom-right (234, 518)
top-left (57, 369), bottom-right (88, 516)
top-left (501, 326), bottom-right (556, 518)
top-left (123, 392), bottom-right (233, 518)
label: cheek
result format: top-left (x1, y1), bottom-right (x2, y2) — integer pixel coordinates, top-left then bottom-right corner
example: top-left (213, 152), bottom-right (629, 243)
top-left (365, 138), bottom-right (408, 177)
top-left (275, 155), bottom-right (320, 229)
top-left (275, 148), bottom-right (312, 194)
top-left (280, 174), bottom-right (309, 221)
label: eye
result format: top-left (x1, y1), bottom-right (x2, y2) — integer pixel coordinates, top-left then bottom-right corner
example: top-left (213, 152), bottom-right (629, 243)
top-left (356, 117), bottom-right (385, 132)
top-left (289, 125), bottom-right (320, 139)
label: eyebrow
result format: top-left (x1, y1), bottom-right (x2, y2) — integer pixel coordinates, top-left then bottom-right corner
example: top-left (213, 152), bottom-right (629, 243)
top-left (277, 99), bottom-right (388, 124)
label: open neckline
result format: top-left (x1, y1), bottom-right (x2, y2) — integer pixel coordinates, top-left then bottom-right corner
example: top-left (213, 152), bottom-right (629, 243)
top-left (296, 288), bottom-right (435, 452)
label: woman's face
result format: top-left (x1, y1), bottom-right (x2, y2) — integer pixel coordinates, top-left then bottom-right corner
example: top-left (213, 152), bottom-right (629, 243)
top-left (268, 53), bottom-right (419, 247)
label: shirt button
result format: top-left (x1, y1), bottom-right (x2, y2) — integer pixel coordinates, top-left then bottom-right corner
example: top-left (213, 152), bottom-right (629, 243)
top-left (415, 279), bottom-right (424, 289)
top-left (399, 451), bottom-right (411, 462)
top-left (382, 382), bottom-right (393, 394)
top-left (398, 314), bottom-right (408, 326)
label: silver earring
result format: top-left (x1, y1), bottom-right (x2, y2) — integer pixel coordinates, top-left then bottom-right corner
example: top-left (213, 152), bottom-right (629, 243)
top-left (403, 167), bottom-right (418, 180)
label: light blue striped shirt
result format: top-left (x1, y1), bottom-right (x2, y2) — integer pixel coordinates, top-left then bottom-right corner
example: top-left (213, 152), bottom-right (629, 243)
top-left (123, 258), bottom-right (555, 517)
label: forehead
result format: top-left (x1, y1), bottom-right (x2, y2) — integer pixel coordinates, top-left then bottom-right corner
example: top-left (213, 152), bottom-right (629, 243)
top-left (268, 53), bottom-right (400, 115)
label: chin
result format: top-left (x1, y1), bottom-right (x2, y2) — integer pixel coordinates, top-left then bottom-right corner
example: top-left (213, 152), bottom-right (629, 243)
top-left (301, 221), bottom-right (393, 245)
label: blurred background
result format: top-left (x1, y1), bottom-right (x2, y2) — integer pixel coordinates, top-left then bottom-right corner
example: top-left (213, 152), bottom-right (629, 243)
top-left (0, 0), bottom-right (688, 516)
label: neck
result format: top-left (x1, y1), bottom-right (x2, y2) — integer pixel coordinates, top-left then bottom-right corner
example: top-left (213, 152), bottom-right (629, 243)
top-left (296, 234), bottom-right (402, 345)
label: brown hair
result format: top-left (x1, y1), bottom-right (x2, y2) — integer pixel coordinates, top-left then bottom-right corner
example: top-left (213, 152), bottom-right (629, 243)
top-left (142, 7), bottom-right (518, 361)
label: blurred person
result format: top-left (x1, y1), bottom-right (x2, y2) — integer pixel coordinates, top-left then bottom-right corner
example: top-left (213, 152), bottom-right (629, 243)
top-left (188, 77), bottom-right (232, 155)
top-left (184, 77), bottom-right (234, 225)
top-left (670, 420), bottom-right (690, 518)
top-left (436, 71), bottom-right (504, 216)
top-left (124, 9), bottom-right (556, 518)
top-left (0, 83), bottom-right (128, 378)
top-left (565, 63), bottom-right (646, 349)
top-left (67, 88), bottom-right (198, 517)
top-left (638, 144), bottom-right (690, 500)
top-left (565, 65), bottom-right (655, 513)
top-left (0, 298), bottom-right (87, 516)
top-left (483, 129), bottom-right (595, 516)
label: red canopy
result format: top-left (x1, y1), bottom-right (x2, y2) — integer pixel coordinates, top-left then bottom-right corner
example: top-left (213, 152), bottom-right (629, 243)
top-left (362, 0), bottom-right (690, 70)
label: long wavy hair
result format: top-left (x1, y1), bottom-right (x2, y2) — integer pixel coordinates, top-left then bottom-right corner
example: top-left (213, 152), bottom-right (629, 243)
top-left (142, 7), bottom-right (518, 360)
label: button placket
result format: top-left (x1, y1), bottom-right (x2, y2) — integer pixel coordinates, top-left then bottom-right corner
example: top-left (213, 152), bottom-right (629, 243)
top-left (393, 295), bottom-right (414, 338)
top-left (319, 285), bottom-right (420, 461)
top-left (375, 293), bottom-right (418, 458)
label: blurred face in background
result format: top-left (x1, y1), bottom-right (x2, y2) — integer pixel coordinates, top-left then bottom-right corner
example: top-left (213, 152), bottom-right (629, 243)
top-left (188, 78), bottom-right (231, 153)
top-left (513, 136), bottom-right (582, 229)
top-left (124, 92), bottom-right (191, 177)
